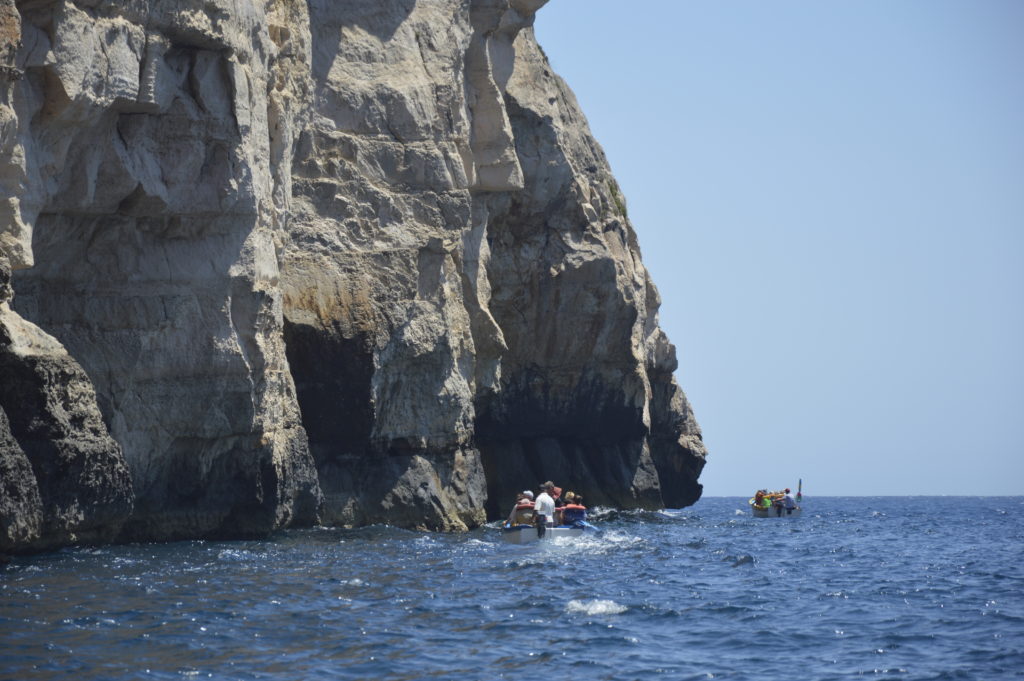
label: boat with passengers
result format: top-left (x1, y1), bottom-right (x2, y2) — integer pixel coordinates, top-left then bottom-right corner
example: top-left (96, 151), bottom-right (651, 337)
top-left (749, 482), bottom-right (802, 518)
top-left (501, 484), bottom-right (596, 543)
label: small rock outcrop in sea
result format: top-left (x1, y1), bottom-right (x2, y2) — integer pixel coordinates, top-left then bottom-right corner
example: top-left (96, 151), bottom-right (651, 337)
top-left (0, 0), bottom-right (705, 551)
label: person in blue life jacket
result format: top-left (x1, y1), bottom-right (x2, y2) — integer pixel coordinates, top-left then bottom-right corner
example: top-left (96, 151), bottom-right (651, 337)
top-left (560, 492), bottom-right (587, 526)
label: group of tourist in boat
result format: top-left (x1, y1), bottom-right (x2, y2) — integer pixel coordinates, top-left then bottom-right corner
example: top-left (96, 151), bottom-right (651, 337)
top-left (750, 488), bottom-right (800, 516)
top-left (506, 480), bottom-right (589, 538)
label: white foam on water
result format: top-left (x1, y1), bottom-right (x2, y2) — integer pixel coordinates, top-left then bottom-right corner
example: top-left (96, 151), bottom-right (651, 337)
top-left (217, 549), bottom-right (262, 562)
top-left (542, 530), bottom-right (644, 558)
top-left (566, 599), bottom-right (628, 616)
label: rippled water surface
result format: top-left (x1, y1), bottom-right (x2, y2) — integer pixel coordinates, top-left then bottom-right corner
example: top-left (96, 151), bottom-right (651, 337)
top-left (2, 497), bottom-right (1022, 680)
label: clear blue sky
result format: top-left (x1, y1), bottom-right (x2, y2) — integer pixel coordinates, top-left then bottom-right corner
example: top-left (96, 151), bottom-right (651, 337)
top-left (534, 1), bottom-right (1024, 496)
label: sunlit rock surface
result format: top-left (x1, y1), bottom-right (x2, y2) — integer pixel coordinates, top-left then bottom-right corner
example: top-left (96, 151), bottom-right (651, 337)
top-left (0, 0), bottom-right (705, 551)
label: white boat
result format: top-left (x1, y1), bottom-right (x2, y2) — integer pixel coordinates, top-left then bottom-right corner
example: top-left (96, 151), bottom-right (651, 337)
top-left (501, 523), bottom-right (587, 544)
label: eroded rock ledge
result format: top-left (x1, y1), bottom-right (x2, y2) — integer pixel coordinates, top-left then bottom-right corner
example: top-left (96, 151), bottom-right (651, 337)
top-left (0, 0), bottom-right (705, 552)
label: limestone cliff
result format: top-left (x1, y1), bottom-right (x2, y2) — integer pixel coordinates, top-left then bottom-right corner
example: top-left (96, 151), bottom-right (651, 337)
top-left (0, 0), bottom-right (705, 552)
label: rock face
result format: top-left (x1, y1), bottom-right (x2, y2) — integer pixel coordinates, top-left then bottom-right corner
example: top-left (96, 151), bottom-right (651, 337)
top-left (0, 0), bottom-right (705, 551)
top-left (0, 404), bottom-right (41, 551)
top-left (1, 254), bottom-right (132, 552)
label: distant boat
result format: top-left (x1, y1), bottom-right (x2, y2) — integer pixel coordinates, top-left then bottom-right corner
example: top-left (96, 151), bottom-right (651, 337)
top-left (749, 488), bottom-right (802, 518)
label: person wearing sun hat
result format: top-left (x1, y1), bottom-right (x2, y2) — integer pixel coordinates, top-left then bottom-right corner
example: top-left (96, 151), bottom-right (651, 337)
top-left (507, 489), bottom-right (536, 526)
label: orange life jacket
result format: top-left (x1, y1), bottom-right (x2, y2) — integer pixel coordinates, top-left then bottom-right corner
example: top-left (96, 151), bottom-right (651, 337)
top-left (512, 503), bottom-right (535, 525)
top-left (561, 503), bottom-right (587, 523)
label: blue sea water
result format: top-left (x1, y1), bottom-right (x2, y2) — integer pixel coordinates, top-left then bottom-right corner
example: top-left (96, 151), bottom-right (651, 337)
top-left (2, 496), bottom-right (1022, 681)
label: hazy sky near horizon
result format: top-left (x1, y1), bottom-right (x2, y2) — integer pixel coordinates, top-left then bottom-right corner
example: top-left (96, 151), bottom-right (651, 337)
top-left (534, 1), bottom-right (1024, 497)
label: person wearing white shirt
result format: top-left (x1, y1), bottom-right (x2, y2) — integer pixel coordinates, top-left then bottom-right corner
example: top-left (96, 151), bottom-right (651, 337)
top-left (534, 481), bottom-right (556, 538)
top-left (782, 488), bottom-right (798, 514)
